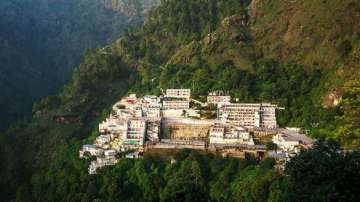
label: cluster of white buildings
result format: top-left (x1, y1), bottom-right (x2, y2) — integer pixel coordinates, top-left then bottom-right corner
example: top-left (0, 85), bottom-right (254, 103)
top-left (80, 89), bottom-right (313, 174)
top-left (80, 93), bottom-right (161, 173)
top-left (209, 123), bottom-right (254, 145)
top-left (267, 128), bottom-right (315, 167)
top-left (218, 103), bottom-right (278, 129)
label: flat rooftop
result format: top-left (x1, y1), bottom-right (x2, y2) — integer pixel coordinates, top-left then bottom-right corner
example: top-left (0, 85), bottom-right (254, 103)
top-left (277, 128), bottom-right (314, 144)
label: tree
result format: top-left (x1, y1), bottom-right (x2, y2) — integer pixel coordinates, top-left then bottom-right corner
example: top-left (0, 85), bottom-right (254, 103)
top-left (335, 80), bottom-right (360, 147)
top-left (209, 167), bottom-right (233, 202)
top-left (15, 184), bottom-right (33, 202)
top-left (266, 141), bottom-right (278, 151)
top-left (281, 140), bottom-right (360, 201)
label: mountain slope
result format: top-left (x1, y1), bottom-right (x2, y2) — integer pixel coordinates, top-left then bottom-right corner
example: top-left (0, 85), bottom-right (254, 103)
top-left (248, 0), bottom-right (360, 104)
top-left (249, 0), bottom-right (360, 84)
top-left (0, 0), bottom-right (159, 130)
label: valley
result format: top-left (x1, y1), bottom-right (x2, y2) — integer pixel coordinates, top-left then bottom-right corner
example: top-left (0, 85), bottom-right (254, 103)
top-left (0, 0), bottom-right (159, 130)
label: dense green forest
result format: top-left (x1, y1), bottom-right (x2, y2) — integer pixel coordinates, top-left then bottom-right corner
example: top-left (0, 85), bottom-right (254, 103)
top-left (0, 0), bottom-right (159, 130)
top-left (0, 0), bottom-right (359, 201)
top-left (12, 142), bottom-right (360, 202)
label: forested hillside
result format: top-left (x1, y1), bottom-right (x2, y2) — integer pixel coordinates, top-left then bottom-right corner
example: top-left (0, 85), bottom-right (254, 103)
top-left (0, 0), bottom-right (359, 201)
top-left (0, 0), bottom-right (159, 130)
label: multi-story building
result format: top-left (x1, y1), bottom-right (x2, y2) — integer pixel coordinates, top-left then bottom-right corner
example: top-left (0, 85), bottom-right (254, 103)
top-left (207, 91), bottom-right (231, 105)
top-left (123, 118), bottom-right (146, 147)
top-left (218, 103), bottom-right (278, 129)
top-left (162, 97), bottom-right (190, 110)
top-left (165, 89), bottom-right (191, 99)
top-left (145, 104), bottom-right (162, 118)
top-left (260, 103), bottom-right (277, 129)
top-left (208, 125), bottom-right (225, 142)
top-left (218, 103), bottom-right (261, 127)
top-left (207, 95), bottom-right (231, 105)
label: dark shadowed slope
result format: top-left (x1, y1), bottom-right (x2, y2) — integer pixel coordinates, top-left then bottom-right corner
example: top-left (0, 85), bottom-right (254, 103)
top-left (0, 0), bottom-right (159, 130)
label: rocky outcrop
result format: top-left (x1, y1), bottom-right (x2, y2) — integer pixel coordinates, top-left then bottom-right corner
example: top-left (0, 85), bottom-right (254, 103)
top-left (323, 90), bottom-right (342, 108)
top-left (103, 0), bottom-right (160, 19)
top-left (166, 14), bottom-right (254, 70)
top-left (222, 14), bottom-right (249, 27)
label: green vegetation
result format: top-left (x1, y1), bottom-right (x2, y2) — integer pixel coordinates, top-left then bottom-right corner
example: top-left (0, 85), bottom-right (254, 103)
top-left (0, 0), bottom-right (359, 201)
top-left (3, 140), bottom-right (360, 201)
top-left (281, 140), bottom-right (360, 202)
top-left (0, 50), bottom-right (134, 200)
top-left (333, 81), bottom-right (360, 147)
top-left (250, 0), bottom-right (360, 69)
top-left (1, 148), bottom-right (280, 201)
top-left (155, 59), bottom-right (328, 128)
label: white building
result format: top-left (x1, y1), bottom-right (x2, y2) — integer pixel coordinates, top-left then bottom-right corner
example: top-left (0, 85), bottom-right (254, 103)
top-left (99, 117), bottom-right (127, 134)
top-left (145, 104), bottom-right (162, 118)
top-left (123, 118), bottom-right (146, 147)
top-left (143, 95), bottom-right (160, 103)
top-left (162, 97), bottom-right (189, 117)
top-left (260, 103), bottom-right (277, 129)
top-left (162, 98), bottom-right (189, 110)
top-left (79, 145), bottom-right (104, 158)
top-left (207, 95), bottom-right (231, 105)
top-left (89, 157), bottom-right (118, 174)
top-left (272, 128), bottom-right (314, 152)
top-left (95, 135), bottom-right (111, 147)
top-left (207, 91), bottom-right (231, 105)
top-left (209, 124), bottom-right (254, 145)
top-left (209, 125), bottom-right (225, 143)
top-left (128, 105), bottom-right (143, 118)
top-left (218, 103), bottom-right (278, 129)
top-left (165, 89), bottom-right (191, 99)
top-left (104, 149), bottom-right (117, 158)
